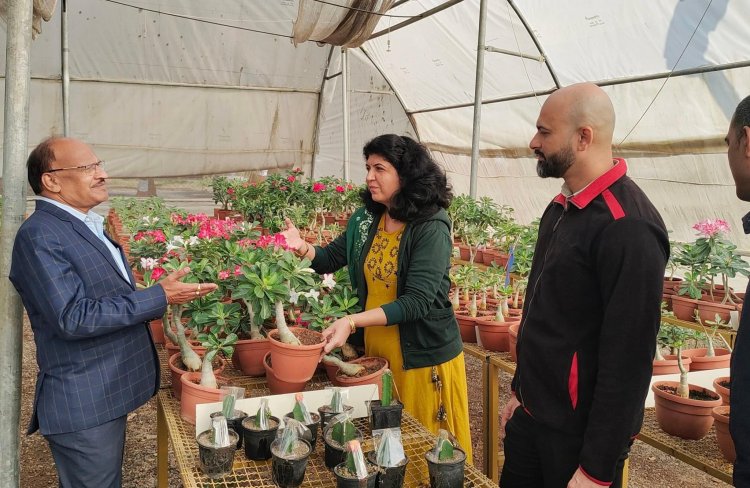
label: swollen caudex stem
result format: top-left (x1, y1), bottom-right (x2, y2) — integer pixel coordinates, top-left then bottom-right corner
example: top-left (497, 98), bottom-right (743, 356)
top-left (274, 300), bottom-right (301, 346)
top-left (322, 355), bottom-right (364, 376)
top-left (695, 311), bottom-right (720, 358)
top-left (676, 346), bottom-right (689, 399)
top-left (451, 287), bottom-right (461, 311)
top-left (654, 339), bottom-right (665, 361)
top-left (201, 349), bottom-right (219, 389)
top-left (168, 304), bottom-right (201, 372)
top-left (241, 299), bottom-right (263, 340)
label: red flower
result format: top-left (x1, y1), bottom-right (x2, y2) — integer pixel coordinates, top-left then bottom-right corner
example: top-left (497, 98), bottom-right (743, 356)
top-left (287, 175), bottom-right (296, 183)
top-left (151, 267), bottom-right (166, 281)
top-left (335, 185), bottom-right (345, 193)
top-left (218, 270), bottom-right (230, 280)
top-left (234, 265), bottom-right (242, 276)
top-left (227, 188), bottom-right (235, 195)
top-left (312, 182), bottom-right (326, 193)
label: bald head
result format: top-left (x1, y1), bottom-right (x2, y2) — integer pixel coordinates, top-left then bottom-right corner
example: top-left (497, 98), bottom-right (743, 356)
top-left (545, 83), bottom-right (615, 148)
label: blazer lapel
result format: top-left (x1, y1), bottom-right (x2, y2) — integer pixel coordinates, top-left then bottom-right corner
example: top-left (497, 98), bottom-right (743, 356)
top-left (38, 201), bottom-right (133, 287)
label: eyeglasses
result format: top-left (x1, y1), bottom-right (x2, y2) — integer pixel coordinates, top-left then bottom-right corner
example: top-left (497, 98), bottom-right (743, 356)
top-left (46, 160), bottom-right (105, 175)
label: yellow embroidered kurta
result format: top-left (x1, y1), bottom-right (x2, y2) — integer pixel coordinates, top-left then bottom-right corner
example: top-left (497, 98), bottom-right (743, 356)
top-left (363, 216), bottom-right (473, 461)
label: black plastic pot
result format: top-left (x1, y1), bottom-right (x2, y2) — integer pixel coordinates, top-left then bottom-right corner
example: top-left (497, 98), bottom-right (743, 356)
top-left (283, 411), bottom-right (321, 449)
top-left (323, 427), bottom-right (363, 469)
top-left (196, 429), bottom-right (239, 479)
top-left (424, 448), bottom-right (466, 488)
top-left (366, 450), bottom-right (408, 488)
top-left (333, 462), bottom-right (378, 488)
top-left (317, 404), bottom-right (354, 432)
top-left (368, 400), bottom-right (403, 432)
top-left (242, 415), bottom-right (280, 461)
top-left (211, 409), bottom-right (248, 450)
top-left (271, 438), bottom-right (312, 488)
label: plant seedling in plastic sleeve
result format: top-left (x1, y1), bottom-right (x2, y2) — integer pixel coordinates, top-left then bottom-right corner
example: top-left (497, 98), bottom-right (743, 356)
top-left (292, 392), bottom-right (313, 424)
top-left (210, 414), bottom-right (231, 448)
top-left (329, 387), bottom-right (349, 413)
top-left (435, 429), bottom-right (455, 461)
top-left (256, 397), bottom-right (272, 430)
top-left (278, 418), bottom-right (307, 455)
top-left (374, 428), bottom-right (405, 468)
top-left (344, 440), bottom-right (369, 479)
top-left (330, 412), bottom-right (356, 445)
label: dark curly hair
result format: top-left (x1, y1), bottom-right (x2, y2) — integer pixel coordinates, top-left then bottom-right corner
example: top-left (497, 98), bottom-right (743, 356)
top-left (361, 134), bottom-right (453, 222)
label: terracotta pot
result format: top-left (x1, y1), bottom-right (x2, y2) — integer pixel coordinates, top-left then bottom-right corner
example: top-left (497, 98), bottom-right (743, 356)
top-left (169, 353), bottom-right (226, 401)
top-left (713, 376), bottom-right (731, 405)
top-left (482, 248), bottom-right (498, 266)
top-left (712, 406), bottom-right (736, 462)
top-left (670, 295), bottom-right (699, 322)
top-left (681, 348), bottom-right (731, 371)
top-left (474, 249), bottom-right (484, 264)
top-left (268, 327), bottom-right (324, 384)
top-left (454, 312), bottom-right (477, 343)
top-left (180, 372), bottom-right (225, 425)
top-left (476, 316), bottom-right (520, 352)
top-left (263, 352), bottom-right (307, 395)
top-left (333, 357), bottom-right (389, 396)
top-left (651, 381), bottom-right (721, 439)
top-left (652, 354), bottom-right (692, 375)
top-left (662, 277), bottom-right (683, 296)
top-left (458, 244), bottom-right (470, 261)
top-left (149, 318), bottom-right (165, 344)
top-left (233, 338), bottom-right (271, 377)
top-left (495, 252), bottom-right (510, 268)
top-left (696, 299), bottom-right (736, 324)
top-left (509, 322), bottom-right (520, 363)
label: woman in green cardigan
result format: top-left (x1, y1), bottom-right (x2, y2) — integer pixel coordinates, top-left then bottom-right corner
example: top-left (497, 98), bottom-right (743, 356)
top-left (283, 134), bottom-right (472, 460)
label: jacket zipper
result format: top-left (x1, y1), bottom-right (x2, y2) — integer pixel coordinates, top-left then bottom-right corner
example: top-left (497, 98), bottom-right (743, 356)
top-left (516, 206), bottom-right (566, 408)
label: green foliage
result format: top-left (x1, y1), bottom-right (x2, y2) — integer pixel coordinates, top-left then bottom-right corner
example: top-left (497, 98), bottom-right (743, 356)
top-left (332, 419), bottom-right (356, 446)
top-left (381, 369), bottom-right (393, 406)
top-left (222, 394), bottom-right (235, 418)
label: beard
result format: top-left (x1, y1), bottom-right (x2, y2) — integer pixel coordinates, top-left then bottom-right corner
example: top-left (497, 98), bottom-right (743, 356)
top-left (536, 145), bottom-right (575, 178)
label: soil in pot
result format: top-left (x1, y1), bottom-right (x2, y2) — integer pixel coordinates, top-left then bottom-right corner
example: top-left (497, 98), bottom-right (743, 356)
top-left (333, 461), bottom-right (378, 488)
top-left (366, 450), bottom-right (408, 488)
top-left (211, 410), bottom-right (248, 450)
top-left (334, 357), bottom-right (389, 396)
top-left (424, 447), bottom-right (466, 488)
top-left (196, 428), bottom-right (239, 479)
top-left (368, 400), bottom-right (403, 432)
top-left (242, 415), bottom-right (280, 461)
top-left (283, 411), bottom-right (321, 449)
top-left (271, 438), bottom-right (312, 488)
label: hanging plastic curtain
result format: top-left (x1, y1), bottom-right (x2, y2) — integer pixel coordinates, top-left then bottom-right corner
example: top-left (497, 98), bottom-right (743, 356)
top-left (292, 0), bottom-right (394, 48)
top-left (0, 0), bottom-right (57, 38)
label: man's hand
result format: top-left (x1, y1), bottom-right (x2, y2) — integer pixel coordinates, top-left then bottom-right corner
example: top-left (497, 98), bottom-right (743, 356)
top-left (567, 467), bottom-right (607, 488)
top-left (158, 267), bottom-right (218, 305)
top-left (500, 394), bottom-right (521, 440)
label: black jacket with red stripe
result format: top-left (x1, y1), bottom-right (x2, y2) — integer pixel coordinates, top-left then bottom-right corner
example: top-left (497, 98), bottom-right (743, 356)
top-left (510, 159), bottom-right (669, 484)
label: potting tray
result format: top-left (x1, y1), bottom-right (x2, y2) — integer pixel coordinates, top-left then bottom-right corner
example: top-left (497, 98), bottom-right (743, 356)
top-left (637, 407), bottom-right (733, 485)
top-left (156, 360), bottom-right (498, 487)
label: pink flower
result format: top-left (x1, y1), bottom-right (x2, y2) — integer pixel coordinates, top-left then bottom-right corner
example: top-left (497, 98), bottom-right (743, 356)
top-left (287, 175), bottom-right (296, 183)
top-left (312, 182), bottom-right (326, 193)
top-left (279, 186), bottom-right (288, 191)
top-left (234, 265), bottom-right (242, 276)
top-left (693, 219), bottom-right (731, 237)
top-left (218, 270), bottom-right (230, 280)
top-left (151, 230), bottom-right (167, 243)
top-left (227, 188), bottom-right (235, 195)
top-left (151, 267), bottom-right (166, 281)
top-left (335, 185), bottom-right (345, 193)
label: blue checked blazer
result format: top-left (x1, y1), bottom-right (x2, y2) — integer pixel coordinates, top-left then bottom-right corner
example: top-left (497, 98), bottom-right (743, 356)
top-left (9, 200), bottom-right (167, 435)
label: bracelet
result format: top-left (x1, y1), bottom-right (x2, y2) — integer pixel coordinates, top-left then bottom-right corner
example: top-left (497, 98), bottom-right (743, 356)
top-left (295, 241), bottom-right (309, 257)
top-left (346, 315), bottom-right (357, 334)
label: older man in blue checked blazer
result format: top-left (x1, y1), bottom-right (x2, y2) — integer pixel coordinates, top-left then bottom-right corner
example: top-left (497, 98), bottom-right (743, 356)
top-left (9, 137), bottom-right (218, 488)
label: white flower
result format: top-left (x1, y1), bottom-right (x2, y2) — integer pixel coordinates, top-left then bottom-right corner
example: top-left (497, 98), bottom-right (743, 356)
top-left (187, 236), bottom-right (200, 247)
top-left (289, 290), bottom-right (300, 305)
top-left (140, 257), bottom-right (158, 270)
top-left (305, 289), bottom-right (320, 302)
top-left (166, 235), bottom-right (185, 252)
top-left (322, 273), bottom-right (337, 290)
top-left (486, 225), bottom-right (497, 239)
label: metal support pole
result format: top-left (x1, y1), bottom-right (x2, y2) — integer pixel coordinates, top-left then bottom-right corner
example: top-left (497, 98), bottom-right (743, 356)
top-left (469, 0), bottom-right (488, 198)
top-left (342, 47), bottom-right (350, 182)
top-left (0, 0), bottom-right (34, 486)
top-left (61, 0), bottom-right (70, 135)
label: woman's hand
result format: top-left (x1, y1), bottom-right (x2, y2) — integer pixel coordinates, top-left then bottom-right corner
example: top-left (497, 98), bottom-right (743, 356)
top-left (321, 317), bottom-right (352, 354)
top-left (281, 217), bottom-right (305, 254)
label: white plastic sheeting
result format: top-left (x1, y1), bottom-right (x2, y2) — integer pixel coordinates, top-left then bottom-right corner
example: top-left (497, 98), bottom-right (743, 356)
top-left (1, 0), bottom-right (749, 243)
